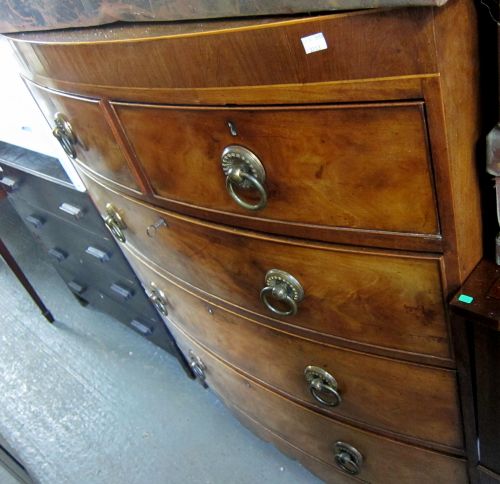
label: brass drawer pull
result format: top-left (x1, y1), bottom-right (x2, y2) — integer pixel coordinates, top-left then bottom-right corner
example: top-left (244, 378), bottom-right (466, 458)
top-left (189, 350), bottom-right (208, 388)
top-left (104, 203), bottom-right (127, 243)
top-left (52, 112), bottom-right (77, 159)
top-left (260, 269), bottom-right (304, 317)
top-left (146, 218), bottom-right (167, 238)
top-left (334, 442), bottom-right (363, 475)
top-left (221, 145), bottom-right (267, 211)
top-left (148, 282), bottom-right (168, 317)
top-left (304, 366), bottom-right (342, 407)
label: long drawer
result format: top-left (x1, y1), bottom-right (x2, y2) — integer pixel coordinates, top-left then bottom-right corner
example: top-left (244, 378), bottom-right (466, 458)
top-left (114, 101), bottom-right (438, 235)
top-left (172, 323), bottom-right (468, 484)
top-left (125, 249), bottom-right (463, 450)
top-left (81, 171), bottom-right (451, 361)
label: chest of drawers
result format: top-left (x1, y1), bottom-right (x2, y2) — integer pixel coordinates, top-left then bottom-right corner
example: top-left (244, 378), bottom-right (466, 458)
top-left (5, 1), bottom-right (483, 481)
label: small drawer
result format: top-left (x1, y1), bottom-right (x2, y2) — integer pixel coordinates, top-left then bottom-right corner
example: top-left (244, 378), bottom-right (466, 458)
top-left (126, 250), bottom-right (463, 450)
top-left (25, 81), bottom-right (140, 192)
top-left (172, 325), bottom-right (468, 484)
top-left (82, 172), bottom-right (451, 361)
top-left (114, 101), bottom-right (438, 236)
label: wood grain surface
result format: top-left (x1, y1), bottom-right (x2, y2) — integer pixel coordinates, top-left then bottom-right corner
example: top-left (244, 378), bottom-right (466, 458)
top-left (171, 323), bottom-right (468, 484)
top-left (125, 247), bottom-right (463, 452)
top-left (7, 10), bottom-right (436, 89)
top-left (25, 82), bottom-right (141, 192)
top-left (80, 170), bottom-right (452, 361)
top-left (114, 101), bottom-right (439, 235)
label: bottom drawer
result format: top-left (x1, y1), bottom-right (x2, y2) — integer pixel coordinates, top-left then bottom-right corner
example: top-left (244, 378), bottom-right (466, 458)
top-left (232, 404), bottom-right (357, 484)
top-left (171, 322), bottom-right (468, 484)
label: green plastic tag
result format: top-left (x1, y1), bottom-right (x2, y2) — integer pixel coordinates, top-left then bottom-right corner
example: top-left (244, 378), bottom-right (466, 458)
top-left (458, 294), bottom-right (474, 304)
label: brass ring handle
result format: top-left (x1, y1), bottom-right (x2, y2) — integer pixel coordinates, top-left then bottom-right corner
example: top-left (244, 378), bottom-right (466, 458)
top-left (260, 286), bottom-right (297, 316)
top-left (334, 442), bottom-right (363, 475)
top-left (310, 379), bottom-right (342, 407)
top-left (53, 127), bottom-right (76, 158)
top-left (151, 294), bottom-right (168, 316)
top-left (103, 203), bottom-right (127, 243)
top-left (190, 360), bottom-right (205, 380)
top-left (148, 282), bottom-right (168, 316)
top-left (226, 169), bottom-right (267, 211)
top-left (189, 351), bottom-right (208, 388)
top-left (52, 113), bottom-right (77, 159)
top-left (304, 366), bottom-right (342, 407)
top-left (104, 215), bottom-right (126, 243)
top-left (260, 269), bottom-right (304, 317)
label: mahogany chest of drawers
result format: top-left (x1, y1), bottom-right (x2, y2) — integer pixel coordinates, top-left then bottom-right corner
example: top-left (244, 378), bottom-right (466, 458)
top-left (5, 1), bottom-right (483, 481)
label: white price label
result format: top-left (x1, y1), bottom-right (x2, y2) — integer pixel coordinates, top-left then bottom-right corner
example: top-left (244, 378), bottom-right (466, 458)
top-left (301, 32), bottom-right (327, 54)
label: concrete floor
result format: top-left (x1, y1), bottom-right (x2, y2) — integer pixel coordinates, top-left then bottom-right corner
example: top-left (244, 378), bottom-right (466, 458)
top-left (0, 199), bottom-right (321, 484)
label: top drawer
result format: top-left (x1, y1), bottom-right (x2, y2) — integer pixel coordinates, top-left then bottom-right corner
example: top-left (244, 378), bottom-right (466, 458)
top-left (114, 101), bottom-right (439, 236)
top-left (9, 10), bottom-right (436, 92)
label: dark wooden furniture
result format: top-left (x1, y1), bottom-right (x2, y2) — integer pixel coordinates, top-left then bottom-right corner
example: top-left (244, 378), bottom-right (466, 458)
top-left (451, 260), bottom-right (500, 484)
top-left (4, 1), bottom-right (484, 481)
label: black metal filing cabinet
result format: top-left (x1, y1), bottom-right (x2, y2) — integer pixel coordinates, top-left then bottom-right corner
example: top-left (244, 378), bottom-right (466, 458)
top-left (0, 141), bottom-right (178, 355)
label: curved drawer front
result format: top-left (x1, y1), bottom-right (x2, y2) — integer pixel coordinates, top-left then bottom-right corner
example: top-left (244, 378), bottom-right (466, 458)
top-left (126, 250), bottom-right (462, 450)
top-left (11, 11), bottom-right (435, 92)
top-left (81, 171), bottom-right (450, 360)
top-left (172, 325), bottom-right (467, 484)
top-left (114, 101), bottom-right (438, 235)
top-left (25, 81), bottom-right (140, 191)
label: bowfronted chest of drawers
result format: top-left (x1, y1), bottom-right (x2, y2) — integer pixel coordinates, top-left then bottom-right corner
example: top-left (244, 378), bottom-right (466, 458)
top-left (6, 2), bottom-right (483, 481)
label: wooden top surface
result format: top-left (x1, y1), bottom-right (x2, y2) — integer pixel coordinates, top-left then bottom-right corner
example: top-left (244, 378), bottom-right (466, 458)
top-left (0, 0), bottom-right (448, 34)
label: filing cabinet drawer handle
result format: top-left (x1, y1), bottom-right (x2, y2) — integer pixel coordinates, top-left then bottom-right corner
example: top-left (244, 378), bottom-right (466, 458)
top-left (25, 215), bottom-right (45, 229)
top-left (189, 350), bottom-right (208, 388)
top-left (0, 176), bottom-right (19, 191)
top-left (85, 246), bottom-right (110, 262)
top-left (221, 145), bottom-right (267, 211)
top-left (334, 442), bottom-right (363, 475)
top-left (130, 319), bottom-right (153, 335)
top-left (104, 203), bottom-right (127, 243)
top-left (59, 202), bottom-right (83, 219)
top-left (48, 247), bottom-right (67, 262)
top-left (260, 269), bottom-right (304, 317)
top-left (304, 366), bottom-right (342, 407)
top-left (52, 113), bottom-right (77, 159)
top-left (110, 283), bottom-right (134, 300)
